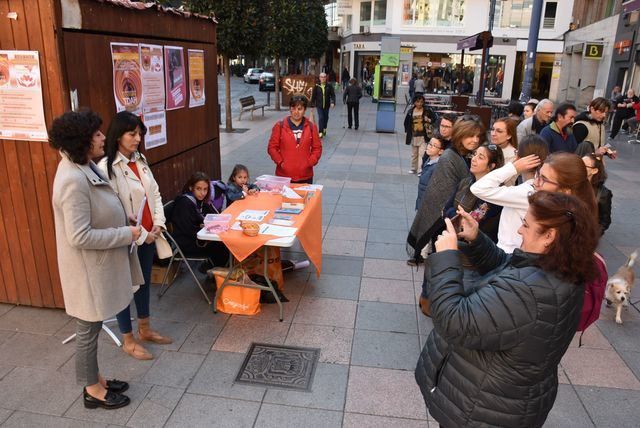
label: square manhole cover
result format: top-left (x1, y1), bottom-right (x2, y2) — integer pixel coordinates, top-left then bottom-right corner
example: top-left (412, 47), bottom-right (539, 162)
top-left (235, 343), bottom-right (320, 391)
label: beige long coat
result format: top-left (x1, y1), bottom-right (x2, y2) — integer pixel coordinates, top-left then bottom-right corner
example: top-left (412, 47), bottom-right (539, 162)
top-left (52, 154), bottom-right (143, 322)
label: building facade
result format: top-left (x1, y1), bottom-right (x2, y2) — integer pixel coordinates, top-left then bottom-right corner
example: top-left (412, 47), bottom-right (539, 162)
top-left (336, 0), bottom-right (573, 100)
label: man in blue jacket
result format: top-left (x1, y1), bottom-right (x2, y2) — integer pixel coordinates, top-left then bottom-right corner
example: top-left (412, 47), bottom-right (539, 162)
top-left (539, 103), bottom-right (577, 153)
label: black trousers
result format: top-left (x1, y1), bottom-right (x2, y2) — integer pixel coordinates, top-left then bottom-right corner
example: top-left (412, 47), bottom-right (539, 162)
top-left (610, 111), bottom-right (631, 138)
top-left (347, 102), bottom-right (359, 128)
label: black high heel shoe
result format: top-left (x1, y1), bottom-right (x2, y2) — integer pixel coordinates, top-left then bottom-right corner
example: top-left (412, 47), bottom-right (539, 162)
top-left (83, 388), bottom-right (130, 410)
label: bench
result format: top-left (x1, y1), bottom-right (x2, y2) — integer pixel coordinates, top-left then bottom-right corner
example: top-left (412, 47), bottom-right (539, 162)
top-left (238, 96), bottom-right (267, 120)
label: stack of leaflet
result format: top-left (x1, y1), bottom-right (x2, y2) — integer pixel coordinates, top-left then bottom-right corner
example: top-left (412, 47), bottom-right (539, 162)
top-left (280, 186), bottom-right (306, 212)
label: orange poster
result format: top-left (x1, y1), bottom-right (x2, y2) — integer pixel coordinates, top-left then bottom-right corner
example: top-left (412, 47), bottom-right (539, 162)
top-left (188, 49), bottom-right (205, 108)
top-left (111, 42), bottom-right (143, 115)
top-left (0, 50), bottom-right (47, 142)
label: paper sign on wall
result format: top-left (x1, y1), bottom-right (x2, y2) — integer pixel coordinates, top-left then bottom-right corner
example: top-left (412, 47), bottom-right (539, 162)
top-left (164, 46), bottom-right (186, 110)
top-left (188, 49), bottom-right (205, 108)
top-left (110, 42), bottom-right (143, 115)
top-left (139, 44), bottom-right (165, 113)
top-left (0, 50), bottom-right (48, 141)
top-left (143, 110), bottom-right (167, 150)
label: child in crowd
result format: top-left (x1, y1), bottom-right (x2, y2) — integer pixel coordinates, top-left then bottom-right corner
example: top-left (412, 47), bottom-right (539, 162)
top-left (415, 135), bottom-right (446, 210)
top-left (583, 153), bottom-right (612, 235)
top-left (225, 164), bottom-right (259, 205)
top-left (171, 172), bottom-right (229, 268)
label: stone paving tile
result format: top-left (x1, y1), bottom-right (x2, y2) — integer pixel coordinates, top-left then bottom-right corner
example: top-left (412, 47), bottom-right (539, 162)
top-left (263, 363), bottom-right (348, 411)
top-left (245, 294), bottom-right (303, 324)
top-left (356, 301), bottom-right (418, 334)
top-left (345, 366), bottom-right (427, 420)
top-left (304, 274), bottom-right (361, 301)
top-left (619, 350), bottom-right (640, 381)
top-left (324, 225), bottom-right (368, 241)
top-left (164, 393), bottom-right (261, 427)
top-left (0, 367), bottom-right (80, 416)
top-left (544, 384), bottom-right (595, 428)
top-left (0, 364), bottom-right (14, 381)
top-left (64, 382), bottom-right (151, 425)
top-left (362, 258), bottom-right (414, 281)
top-left (0, 329), bottom-right (14, 346)
top-left (2, 411), bottom-right (107, 427)
top-left (595, 317), bottom-right (640, 353)
top-left (368, 216), bottom-right (408, 231)
top-left (568, 325), bottom-right (613, 350)
top-left (332, 203), bottom-right (371, 216)
top-left (322, 239), bottom-right (366, 257)
top-left (367, 228), bottom-right (409, 244)
top-left (179, 322), bottom-right (225, 355)
top-left (0, 303), bottom-right (14, 317)
top-left (0, 332), bottom-right (75, 370)
top-left (575, 385), bottom-right (640, 427)
top-left (343, 413), bottom-right (429, 428)
top-left (284, 324), bottom-right (353, 364)
top-left (316, 255), bottom-right (364, 277)
top-left (188, 351), bottom-right (265, 402)
top-left (213, 318), bottom-right (290, 353)
top-left (254, 404), bottom-right (343, 428)
top-left (343, 181), bottom-right (374, 189)
top-left (329, 213), bottom-right (370, 228)
top-left (365, 242), bottom-right (409, 261)
top-left (0, 306), bottom-right (70, 335)
top-left (126, 385), bottom-right (184, 428)
top-left (0, 408), bottom-right (12, 425)
top-left (359, 277), bottom-right (415, 305)
top-left (561, 346), bottom-right (640, 390)
top-left (351, 330), bottom-right (421, 370)
top-left (142, 351), bottom-right (205, 389)
top-left (293, 297), bottom-right (357, 328)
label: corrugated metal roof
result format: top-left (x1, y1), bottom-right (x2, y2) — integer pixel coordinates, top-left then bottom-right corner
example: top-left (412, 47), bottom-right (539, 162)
top-left (97, 0), bottom-right (217, 23)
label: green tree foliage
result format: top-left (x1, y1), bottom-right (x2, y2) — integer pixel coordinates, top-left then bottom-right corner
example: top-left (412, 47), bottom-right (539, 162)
top-left (263, 0), bottom-right (297, 110)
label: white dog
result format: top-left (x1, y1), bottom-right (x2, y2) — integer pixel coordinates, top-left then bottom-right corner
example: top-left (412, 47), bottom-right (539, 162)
top-left (605, 251), bottom-right (637, 324)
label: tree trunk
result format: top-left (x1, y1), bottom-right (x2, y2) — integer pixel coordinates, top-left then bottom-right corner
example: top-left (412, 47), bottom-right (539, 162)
top-left (275, 55), bottom-right (281, 111)
top-left (224, 56), bottom-right (233, 132)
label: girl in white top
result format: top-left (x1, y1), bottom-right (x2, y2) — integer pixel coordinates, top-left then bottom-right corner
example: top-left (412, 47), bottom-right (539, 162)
top-left (470, 135), bottom-right (549, 253)
top-left (490, 117), bottom-right (518, 186)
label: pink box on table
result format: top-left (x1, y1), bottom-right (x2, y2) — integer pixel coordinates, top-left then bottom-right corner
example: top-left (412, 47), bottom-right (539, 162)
top-left (255, 175), bottom-right (291, 192)
top-left (204, 214), bottom-right (232, 233)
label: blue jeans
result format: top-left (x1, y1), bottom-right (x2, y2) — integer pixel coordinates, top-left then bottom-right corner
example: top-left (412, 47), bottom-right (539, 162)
top-left (316, 107), bottom-right (330, 134)
top-left (116, 242), bottom-right (155, 334)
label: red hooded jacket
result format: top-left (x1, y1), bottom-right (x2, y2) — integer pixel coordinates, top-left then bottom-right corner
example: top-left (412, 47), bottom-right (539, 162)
top-left (267, 117), bottom-right (322, 181)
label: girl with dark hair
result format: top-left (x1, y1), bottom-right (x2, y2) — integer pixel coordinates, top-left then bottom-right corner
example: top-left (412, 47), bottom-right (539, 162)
top-left (98, 111), bottom-right (172, 361)
top-left (583, 153), bottom-right (612, 235)
top-left (225, 164), bottom-right (259, 205)
top-left (416, 191), bottom-right (599, 428)
top-left (51, 110), bottom-right (143, 409)
top-left (171, 172), bottom-right (230, 268)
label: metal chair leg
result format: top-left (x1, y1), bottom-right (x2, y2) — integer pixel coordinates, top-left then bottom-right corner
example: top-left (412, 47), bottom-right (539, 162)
top-left (157, 255), bottom-right (177, 298)
top-left (184, 260), bottom-right (212, 304)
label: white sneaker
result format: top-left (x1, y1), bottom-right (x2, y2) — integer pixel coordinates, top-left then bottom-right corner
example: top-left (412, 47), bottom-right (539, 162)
top-left (408, 169), bottom-right (416, 174)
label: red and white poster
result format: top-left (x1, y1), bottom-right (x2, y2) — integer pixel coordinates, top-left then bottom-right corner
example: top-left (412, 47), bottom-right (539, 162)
top-left (164, 46), bottom-right (186, 110)
top-left (110, 42), bottom-right (143, 115)
top-left (0, 50), bottom-right (48, 141)
top-left (139, 43), bottom-right (165, 113)
top-left (188, 49), bottom-right (205, 108)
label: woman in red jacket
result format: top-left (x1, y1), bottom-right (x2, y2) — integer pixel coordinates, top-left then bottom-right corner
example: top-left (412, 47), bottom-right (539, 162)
top-left (268, 94), bottom-right (322, 184)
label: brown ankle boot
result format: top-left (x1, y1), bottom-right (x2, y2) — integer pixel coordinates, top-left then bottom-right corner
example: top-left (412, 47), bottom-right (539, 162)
top-left (121, 333), bottom-right (153, 360)
top-left (137, 318), bottom-right (173, 345)
top-left (419, 296), bottom-right (431, 317)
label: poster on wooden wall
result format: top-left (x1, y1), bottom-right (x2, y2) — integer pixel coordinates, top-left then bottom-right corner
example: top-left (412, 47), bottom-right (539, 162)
top-left (110, 42), bottom-right (144, 115)
top-left (143, 110), bottom-right (167, 150)
top-left (164, 46), bottom-right (186, 110)
top-left (139, 44), bottom-right (165, 113)
top-left (188, 49), bottom-right (205, 108)
top-left (0, 50), bottom-right (48, 142)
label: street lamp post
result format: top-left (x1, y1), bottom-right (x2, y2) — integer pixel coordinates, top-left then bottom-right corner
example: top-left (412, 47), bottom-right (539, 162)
top-left (519, 0), bottom-right (545, 102)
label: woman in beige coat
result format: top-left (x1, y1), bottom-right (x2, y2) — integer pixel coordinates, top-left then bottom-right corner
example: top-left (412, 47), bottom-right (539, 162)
top-left (98, 111), bottom-right (172, 361)
top-left (50, 110), bottom-right (143, 410)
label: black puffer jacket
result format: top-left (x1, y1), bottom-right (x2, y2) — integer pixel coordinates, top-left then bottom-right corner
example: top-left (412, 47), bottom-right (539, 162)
top-left (415, 233), bottom-right (583, 428)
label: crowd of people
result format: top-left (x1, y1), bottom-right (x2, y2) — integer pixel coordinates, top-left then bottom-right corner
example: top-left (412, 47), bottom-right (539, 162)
top-left (49, 68), bottom-right (621, 424)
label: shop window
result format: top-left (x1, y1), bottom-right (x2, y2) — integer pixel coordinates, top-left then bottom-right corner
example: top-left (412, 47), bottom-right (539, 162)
top-left (360, 1), bottom-right (372, 32)
top-left (346, 14), bottom-right (352, 31)
top-left (495, 0), bottom-right (534, 29)
top-left (543, 2), bottom-right (557, 29)
top-left (373, 0), bottom-right (387, 25)
top-left (402, 0), bottom-right (465, 28)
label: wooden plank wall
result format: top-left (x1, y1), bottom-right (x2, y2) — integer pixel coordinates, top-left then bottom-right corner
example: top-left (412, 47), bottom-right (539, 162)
top-left (0, 0), bottom-right (68, 307)
top-left (0, 0), bottom-right (219, 307)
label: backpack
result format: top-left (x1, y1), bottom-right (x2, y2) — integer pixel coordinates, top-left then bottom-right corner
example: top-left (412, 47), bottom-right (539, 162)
top-left (209, 180), bottom-right (227, 213)
top-left (577, 253), bottom-right (608, 345)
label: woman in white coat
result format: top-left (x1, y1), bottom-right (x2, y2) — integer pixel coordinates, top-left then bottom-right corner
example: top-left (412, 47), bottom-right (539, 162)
top-left (50, 110), bottom-right (143, 409)
top-left (98, 111), bottom-right (172, 361)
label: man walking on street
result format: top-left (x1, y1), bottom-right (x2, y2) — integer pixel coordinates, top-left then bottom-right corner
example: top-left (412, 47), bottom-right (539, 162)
top-left (311, 72), bottom-right (336, 138)
top-left (343, 78), bottom-right (362, 130)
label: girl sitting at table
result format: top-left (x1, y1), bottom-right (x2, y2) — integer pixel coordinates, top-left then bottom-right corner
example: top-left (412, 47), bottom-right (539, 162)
top-left (171, 172), bottom-right (229, 268)
top-left (226, 164), bottom-right (259, 205)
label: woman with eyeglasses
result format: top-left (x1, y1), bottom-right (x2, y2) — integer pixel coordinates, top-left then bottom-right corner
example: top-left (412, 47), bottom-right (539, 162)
top-left (408, 118), bottom-right (485, 313)
top-left (582, 153), bottom-right (612, 235)
top-left (415, 191), bottom-right (599, 428)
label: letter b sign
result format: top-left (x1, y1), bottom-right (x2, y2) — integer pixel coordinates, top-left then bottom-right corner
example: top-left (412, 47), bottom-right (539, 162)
top-left (585, 44), bottom-right (603, 60)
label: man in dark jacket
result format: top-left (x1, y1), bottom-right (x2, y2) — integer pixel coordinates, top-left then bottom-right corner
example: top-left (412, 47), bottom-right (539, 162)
top-left (341, 67), bottom-right (350, 90)
top-left (610, 88), bottom-right (638, 139)
top-left (574, 97), bottom-right (610, 157)
top-left (343, 78), bottom-right (362, 129)
top-left (540, 102), bottom-right (578, 153)
top-left (310, 72), bottom-right (336, 138)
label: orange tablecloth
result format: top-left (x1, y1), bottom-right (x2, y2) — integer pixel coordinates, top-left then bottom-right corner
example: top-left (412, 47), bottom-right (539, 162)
top-left (217, 190), bottom-right (322, 277)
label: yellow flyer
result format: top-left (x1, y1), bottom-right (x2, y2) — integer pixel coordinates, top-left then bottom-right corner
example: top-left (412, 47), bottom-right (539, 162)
top-left (188, 49), bottom-right (205, 108)
top-left (139, 43), bottom-right (165, 113)
top-left (0, 50), bottom-right (47, 142)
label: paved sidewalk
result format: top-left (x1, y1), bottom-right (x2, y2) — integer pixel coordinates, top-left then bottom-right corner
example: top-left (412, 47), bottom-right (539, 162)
top-left (0, 100), bottom-right (639, 427)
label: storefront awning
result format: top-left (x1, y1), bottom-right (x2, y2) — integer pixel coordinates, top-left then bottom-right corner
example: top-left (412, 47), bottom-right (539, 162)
top-left (624, 0), bottom-right (640, 13)
top-left (456, 31), bottom-right (493, 51)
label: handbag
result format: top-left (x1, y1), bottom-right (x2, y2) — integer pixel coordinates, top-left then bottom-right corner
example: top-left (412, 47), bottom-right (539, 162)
top-left (155, 234), bottom-right (173, 259)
